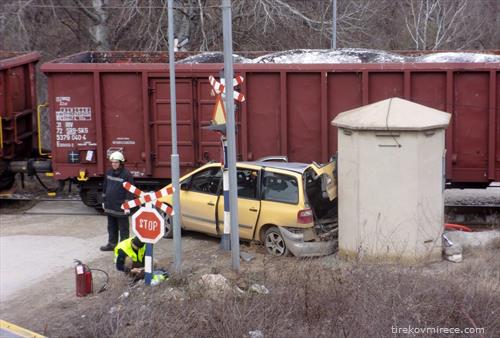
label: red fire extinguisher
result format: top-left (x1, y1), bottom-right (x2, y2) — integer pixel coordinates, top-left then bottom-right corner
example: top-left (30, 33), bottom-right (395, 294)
top-left (74, 259), bottom-right (93, 297)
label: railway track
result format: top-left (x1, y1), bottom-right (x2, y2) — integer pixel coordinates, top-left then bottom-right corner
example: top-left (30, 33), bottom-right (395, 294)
top-left (2, 191), bottom-right (498, 227)
top-left (0, 197), bottom-right (100, 216)
top-left (0, 193), bottom-right (80, 202)
top-left (0, 185), bottom-right (80, 201)
top-left (445, 204), bottom-right (500, 228)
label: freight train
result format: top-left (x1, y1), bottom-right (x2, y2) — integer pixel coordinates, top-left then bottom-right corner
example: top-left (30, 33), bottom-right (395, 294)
top-left (1, 50), bottom-right (499, 207)
top-left (0, 52), bottom-right (52, 191)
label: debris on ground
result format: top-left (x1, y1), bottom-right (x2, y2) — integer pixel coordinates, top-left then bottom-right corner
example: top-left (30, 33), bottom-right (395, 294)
top-left (118, 291), bottom-right (129, 299)
top-left (442, 233), bottom-right (463, 263)
top-left (108, 305), bottom-right (122, 314)
top-left (248, 330), bottom-right (264, 338)
top-left (199, 274), bottom-right (231, 292)
top-left (160, 287), bottom-right (185, 302)
top-left (248, 284), bottom-right (269, 295)
top-left (445, 254), bottom-right (463, 263)
top-left (240, 251), bottom-right (255, 262)
top-left (443, 245), bottom-right (463, 263)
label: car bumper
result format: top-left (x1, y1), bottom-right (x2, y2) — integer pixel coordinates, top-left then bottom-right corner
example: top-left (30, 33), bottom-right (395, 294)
top-left (279, 226), bottom-right (337, 257)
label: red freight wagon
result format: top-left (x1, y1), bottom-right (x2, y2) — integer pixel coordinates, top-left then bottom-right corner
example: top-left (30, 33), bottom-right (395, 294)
top-left (0, 51), bottom-right (40, 160)
top-left (0, 51), bottom-right (40, 189)
top-left (41, 52), bottom-right (500, 207)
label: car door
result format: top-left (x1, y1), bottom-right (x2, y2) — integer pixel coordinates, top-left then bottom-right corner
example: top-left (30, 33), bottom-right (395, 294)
top-left (306, 160), bottom-right (337, 201)
top-left (181, 166), bottom-right (221, 235)
top-left (217, 167), bottom-right (261, 240)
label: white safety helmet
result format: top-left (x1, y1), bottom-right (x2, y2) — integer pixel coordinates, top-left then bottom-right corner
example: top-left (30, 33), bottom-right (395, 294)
top-left (109, 151), bottom-right (125, 162)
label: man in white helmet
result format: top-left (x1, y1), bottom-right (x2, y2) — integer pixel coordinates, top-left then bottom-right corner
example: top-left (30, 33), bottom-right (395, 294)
top-left (100, 151), bottom-right (135, 251)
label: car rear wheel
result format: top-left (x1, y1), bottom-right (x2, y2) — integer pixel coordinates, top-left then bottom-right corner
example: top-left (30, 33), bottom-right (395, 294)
top-left (264, 226), bottom-right (290, 257)
top-left (163, 214), bottom-right (174, 238)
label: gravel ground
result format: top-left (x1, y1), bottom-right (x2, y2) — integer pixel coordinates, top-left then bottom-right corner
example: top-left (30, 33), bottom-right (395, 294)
top-left (445, 186), bottom-right (500, 206)
top-left (0, 197), bottom-right (498, 337)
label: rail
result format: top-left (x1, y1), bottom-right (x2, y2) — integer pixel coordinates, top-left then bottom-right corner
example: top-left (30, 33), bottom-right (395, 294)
top-left (445, 204), bottom-right (500, 228)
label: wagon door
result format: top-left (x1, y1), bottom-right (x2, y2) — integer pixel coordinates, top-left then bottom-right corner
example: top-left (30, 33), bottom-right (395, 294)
top-left (149, 78), bottom-right (196, 179)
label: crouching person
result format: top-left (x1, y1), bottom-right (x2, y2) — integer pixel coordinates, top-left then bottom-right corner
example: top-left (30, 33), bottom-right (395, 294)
top-left (114, 237), bottom-right (145, 278)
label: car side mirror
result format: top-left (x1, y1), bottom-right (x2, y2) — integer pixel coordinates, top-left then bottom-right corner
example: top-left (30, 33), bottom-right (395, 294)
top-left (180, 182), bottom-right (190, 191)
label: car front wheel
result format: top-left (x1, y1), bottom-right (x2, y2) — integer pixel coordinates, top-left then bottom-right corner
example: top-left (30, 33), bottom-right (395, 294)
top-left (163, 214), bottom-right (173, 238)
top-left (264, 227), bottom-right (290, 257)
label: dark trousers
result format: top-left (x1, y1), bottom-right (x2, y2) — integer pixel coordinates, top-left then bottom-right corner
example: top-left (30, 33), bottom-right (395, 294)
top-left (107, 215), bottom-right (130, 245)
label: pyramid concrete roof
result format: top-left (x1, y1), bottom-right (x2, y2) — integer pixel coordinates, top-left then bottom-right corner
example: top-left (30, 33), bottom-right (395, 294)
top-left (331, 97), bottom-right (451, 131)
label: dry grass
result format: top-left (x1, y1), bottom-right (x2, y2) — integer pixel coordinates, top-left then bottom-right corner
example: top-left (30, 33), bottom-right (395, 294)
top-left (43, 250), bottom-right (499, 338)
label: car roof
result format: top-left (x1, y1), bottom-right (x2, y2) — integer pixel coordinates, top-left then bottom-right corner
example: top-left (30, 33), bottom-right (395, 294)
top-left (240, 161), bottom-right (309, 173)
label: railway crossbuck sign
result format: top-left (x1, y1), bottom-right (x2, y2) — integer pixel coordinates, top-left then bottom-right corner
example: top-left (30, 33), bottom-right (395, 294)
top-left (208, 75), bottom-right (245, 102)
top-left (121, 182), bottom-right (174, 244)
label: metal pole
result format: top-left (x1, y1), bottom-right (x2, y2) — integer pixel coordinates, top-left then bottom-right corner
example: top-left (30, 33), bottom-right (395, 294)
top-left (332, 0), bottom-right (337, 49)
top-left (222, 0), bottom-right (240, 271)
top-left (168, 0), bottom-right (182, 273)
top-left (220, 136), bottom-right (231, 250)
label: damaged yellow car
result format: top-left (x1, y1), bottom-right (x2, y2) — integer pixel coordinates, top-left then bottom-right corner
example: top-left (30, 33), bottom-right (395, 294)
top-left (159, 159), bottom-right (338, 257)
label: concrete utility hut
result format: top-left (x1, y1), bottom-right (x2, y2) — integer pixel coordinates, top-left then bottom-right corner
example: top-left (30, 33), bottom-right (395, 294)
top-left (332, 98), bottom-right (451, 263)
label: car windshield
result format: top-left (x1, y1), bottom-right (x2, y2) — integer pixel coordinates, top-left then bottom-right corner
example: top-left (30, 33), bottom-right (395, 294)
top-left (262, 171), bottom-right (298, 204)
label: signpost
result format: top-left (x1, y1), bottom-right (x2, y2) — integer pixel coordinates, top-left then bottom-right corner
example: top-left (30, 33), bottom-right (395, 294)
top-left (122, 182), bottom-right (174, 285)
top-left (221, 0), bottom-right (240, 271)
top-left (206, 76), bottom-right (245, 252)
top-left (132, 206), bottom-right (163, 285)
top-left (167, 0), bottom-right (182, 274)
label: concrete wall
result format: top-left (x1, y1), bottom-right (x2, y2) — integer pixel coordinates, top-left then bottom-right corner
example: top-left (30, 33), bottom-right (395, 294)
top-left (338, 129), bottom-right (444, 263)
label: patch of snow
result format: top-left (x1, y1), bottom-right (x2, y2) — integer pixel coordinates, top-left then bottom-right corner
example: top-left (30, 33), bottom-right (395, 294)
top-left (177, 49), bottom-right (499, 65)
top-left (416, 52), bottom-right (500, 63)
top-left (251, 48), bottom-right (408, 64)
top-left (176, 52), bottom-right (250, 64)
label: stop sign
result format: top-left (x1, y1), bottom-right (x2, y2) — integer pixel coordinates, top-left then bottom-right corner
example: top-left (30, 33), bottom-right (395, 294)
top-left (132, 206), bottom-right (165, 244)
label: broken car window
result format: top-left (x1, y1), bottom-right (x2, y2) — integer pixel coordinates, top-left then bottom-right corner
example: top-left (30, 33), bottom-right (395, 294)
top-left (237, 169), bottom-right (258, 199)
top-left (190, 167), bottom-right (222, 195)
top-left (262, 172), bottom-right (298, 204)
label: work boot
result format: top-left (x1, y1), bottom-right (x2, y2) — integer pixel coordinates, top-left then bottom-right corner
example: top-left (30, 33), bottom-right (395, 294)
top-left (100, 243), bottom-right (116, 251)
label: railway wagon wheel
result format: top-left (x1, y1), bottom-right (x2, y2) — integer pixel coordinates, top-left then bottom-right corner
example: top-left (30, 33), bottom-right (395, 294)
top-left (0, 160), bottom-right (16, 191)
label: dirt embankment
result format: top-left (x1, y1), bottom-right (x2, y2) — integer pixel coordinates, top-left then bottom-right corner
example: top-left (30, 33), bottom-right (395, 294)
top-left (3, 247), bottom-right (500, 338)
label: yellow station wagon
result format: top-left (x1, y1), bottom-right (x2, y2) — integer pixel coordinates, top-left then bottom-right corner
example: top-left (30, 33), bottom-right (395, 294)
top-left (160, 160), bottom-right (338, 257)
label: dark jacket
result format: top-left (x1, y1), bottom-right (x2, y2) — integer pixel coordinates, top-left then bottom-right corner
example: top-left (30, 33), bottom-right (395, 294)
top-left (102, 166), bottom-right (135, 217)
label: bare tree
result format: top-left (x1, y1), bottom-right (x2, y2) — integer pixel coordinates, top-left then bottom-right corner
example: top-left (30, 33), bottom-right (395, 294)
top-left (398, 0), bottom-right (491, 50)
top-left (0, 0), bottom-right (497, 55)
top-left (67, 0), bottom-right (110, 50)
